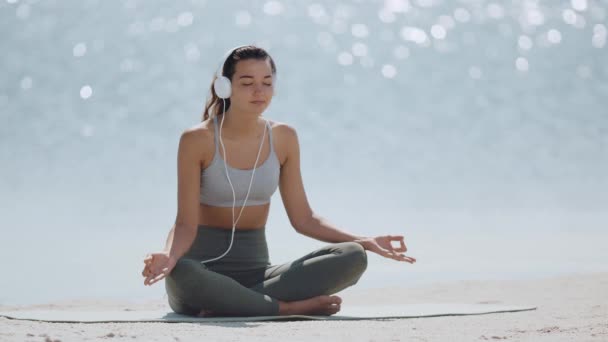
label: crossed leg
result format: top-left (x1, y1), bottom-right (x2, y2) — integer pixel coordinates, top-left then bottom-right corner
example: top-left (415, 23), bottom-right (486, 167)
top-left (164, 241), bottom-right (368, 317)
top-left (250, 241), bottom-right (368, 300)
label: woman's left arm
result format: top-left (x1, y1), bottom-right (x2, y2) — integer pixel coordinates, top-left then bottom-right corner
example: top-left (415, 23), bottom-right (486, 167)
top-left (296, 212), bottom-right (368, 244)
top-left (277, 124), bottom-right (416, 264)
top-left (297, 212), bottom-right (416, 263)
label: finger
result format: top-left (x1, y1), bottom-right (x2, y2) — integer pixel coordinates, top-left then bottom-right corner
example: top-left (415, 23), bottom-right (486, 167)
top-left (148, 271), bottom-right (168, 286)
top-left (150, 265), bottom-right (165, 274)
top-left (390, 236), bottom-right (407, 252)
top-left (143, 266), bottom-right (160, 283)
top-left (371, 246), bottom-right (400, 261)
top-left (388, 252), bottom-right (416, 263)
top-left (144, 271), bottom-right (160, 286)
top-left (398, 255), bottom-right (416, 263)
top-left (146, 267), bottom-right (169, 284)
top-left (390, 252), bottom-right (405, 261)
top-left (381, 250), bottom-right (398, 260)
top-left (393, 241), bottom-right (407, 253)
top-left (404, 256), bottom-right (416, 263)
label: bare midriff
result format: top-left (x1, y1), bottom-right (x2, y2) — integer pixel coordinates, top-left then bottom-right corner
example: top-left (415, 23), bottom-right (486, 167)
top-left (197, 202), bottom-right (270, 231)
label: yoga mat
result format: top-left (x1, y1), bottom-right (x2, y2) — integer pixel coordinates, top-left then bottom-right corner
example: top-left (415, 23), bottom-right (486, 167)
top-left (0, 303), bottom-right (536, 323)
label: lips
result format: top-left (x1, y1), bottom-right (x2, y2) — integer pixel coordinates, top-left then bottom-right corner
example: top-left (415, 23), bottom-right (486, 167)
top-left (250, 100), bottom-right (265, 104)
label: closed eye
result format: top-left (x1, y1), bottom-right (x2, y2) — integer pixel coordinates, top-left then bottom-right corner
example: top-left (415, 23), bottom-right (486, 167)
top-left (243, 83), bottom-right (272, 86)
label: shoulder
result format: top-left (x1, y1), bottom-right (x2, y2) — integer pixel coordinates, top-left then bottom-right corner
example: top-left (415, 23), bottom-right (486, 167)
top-left (177, 119), bottom-right (214, 159)
top-left (267, 118), bottom-right (299, 144)
top-left (266, 119), bottom-right (300, 166)
top-left (180, 121), bottom-right (212, 143)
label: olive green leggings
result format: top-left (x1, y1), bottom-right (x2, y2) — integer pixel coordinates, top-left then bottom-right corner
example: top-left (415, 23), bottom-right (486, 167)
top-left (165, 225), bottom-right (368, 316)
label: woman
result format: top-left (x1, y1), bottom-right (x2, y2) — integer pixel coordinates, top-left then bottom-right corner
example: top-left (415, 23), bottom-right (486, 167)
top-left (141, 45), bottom-right (416, 317)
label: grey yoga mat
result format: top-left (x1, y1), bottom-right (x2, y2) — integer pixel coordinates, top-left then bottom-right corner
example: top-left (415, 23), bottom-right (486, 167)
top-left (0, 303), bottom-right (536, 323)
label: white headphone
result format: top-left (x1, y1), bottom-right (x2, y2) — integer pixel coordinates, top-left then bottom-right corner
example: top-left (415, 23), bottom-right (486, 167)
top-left (212, 44), bottom-right (247, 99)
top-left (200, 45), bottom-right (268, 265)
top-left (212, 44), bottom-right (277, 101)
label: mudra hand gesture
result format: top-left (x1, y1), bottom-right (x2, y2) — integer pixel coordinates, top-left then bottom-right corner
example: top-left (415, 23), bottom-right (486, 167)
top-left (356, 235), bottom-right (416, 263)
top-left (142, 251), bottom-right (177, 286)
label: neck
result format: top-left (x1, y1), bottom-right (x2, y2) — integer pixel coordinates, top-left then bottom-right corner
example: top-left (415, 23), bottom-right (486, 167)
top-left (217, 108), bottom-right (265, 139)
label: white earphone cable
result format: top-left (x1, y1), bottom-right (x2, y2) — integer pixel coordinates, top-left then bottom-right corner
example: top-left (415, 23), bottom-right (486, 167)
top-left (200, 98), bottom-right (267, 264)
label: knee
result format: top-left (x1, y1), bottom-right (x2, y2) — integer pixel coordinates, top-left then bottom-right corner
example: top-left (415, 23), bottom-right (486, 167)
top-left (165, 258), bottom-right (204, 295)
top-left (165, 290), bottom-right (199, 316)
top-left (320, 242), bottom-right (367, 294)
top-left (341, 242), bottom-right (368, 275)
top-left (164, 259), bottom-right (208, 316)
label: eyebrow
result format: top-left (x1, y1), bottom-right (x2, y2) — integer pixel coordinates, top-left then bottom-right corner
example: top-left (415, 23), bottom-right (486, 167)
top-left (238, 75), bottom-right (273, 79)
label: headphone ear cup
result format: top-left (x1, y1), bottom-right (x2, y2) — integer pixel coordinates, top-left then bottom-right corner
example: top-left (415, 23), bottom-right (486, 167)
top-left (214, 76), bottom-right (232, 99)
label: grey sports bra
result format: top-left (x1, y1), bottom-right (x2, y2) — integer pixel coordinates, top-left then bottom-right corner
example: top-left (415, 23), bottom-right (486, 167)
top-left (199, 116), bottom-right (280, 207)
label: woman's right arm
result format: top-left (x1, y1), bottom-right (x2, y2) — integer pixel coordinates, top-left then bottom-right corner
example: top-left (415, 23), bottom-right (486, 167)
top-left (166, 129), bottom-right (203, 264)
top-left (142, 129), bottom-right (204, 286)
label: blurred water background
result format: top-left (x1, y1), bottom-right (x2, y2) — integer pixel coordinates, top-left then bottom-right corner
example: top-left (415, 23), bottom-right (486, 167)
top-left (1, 0), bottom-right (607, 305)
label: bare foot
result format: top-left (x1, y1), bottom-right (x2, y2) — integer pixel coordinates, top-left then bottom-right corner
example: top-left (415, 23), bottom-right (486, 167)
top-left (196, 295), bottom-right (342, 317)
top-left (279, 295), bottom-right (342, 316)
top-left (197, 309), bottom-right (215, 317)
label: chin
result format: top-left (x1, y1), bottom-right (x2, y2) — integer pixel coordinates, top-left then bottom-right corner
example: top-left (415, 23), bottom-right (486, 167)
top-left (250, 105), bottom-right (269, 114)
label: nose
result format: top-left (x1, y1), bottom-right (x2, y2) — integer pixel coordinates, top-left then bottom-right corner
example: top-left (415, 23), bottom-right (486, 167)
top-left (253, 84), bottom-right (265, 93)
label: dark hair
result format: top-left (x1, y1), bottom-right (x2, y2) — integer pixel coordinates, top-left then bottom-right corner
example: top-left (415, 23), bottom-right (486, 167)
top-left (201, 45), bottom-right (277, 122)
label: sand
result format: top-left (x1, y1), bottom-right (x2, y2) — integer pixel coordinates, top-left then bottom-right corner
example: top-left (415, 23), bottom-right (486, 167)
top-left (1, 272), bottom-right (606, 342)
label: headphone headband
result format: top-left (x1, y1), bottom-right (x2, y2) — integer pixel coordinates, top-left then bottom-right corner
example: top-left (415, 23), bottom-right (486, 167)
top-left (215, 44), bottom-right (250, 79)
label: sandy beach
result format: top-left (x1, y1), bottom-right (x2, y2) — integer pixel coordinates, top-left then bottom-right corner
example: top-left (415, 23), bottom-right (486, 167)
top-left (1, 271), bottom-right (606, 342)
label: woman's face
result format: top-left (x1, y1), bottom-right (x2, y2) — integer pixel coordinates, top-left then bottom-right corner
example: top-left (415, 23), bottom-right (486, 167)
top-left (229, 58), bottom-right (274, 115)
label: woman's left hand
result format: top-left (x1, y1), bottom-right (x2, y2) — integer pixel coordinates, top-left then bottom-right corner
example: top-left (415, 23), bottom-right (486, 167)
top-left (355, 235), bottom-right (416, 263)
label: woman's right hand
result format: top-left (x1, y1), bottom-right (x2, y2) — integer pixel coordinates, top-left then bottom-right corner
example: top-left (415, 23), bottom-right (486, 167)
top-left (142, 251), bottom-right (177, 286)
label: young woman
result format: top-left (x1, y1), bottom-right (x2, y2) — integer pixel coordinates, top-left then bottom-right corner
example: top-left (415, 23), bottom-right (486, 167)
top-left (141, 45), bottom-right (416, 318)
